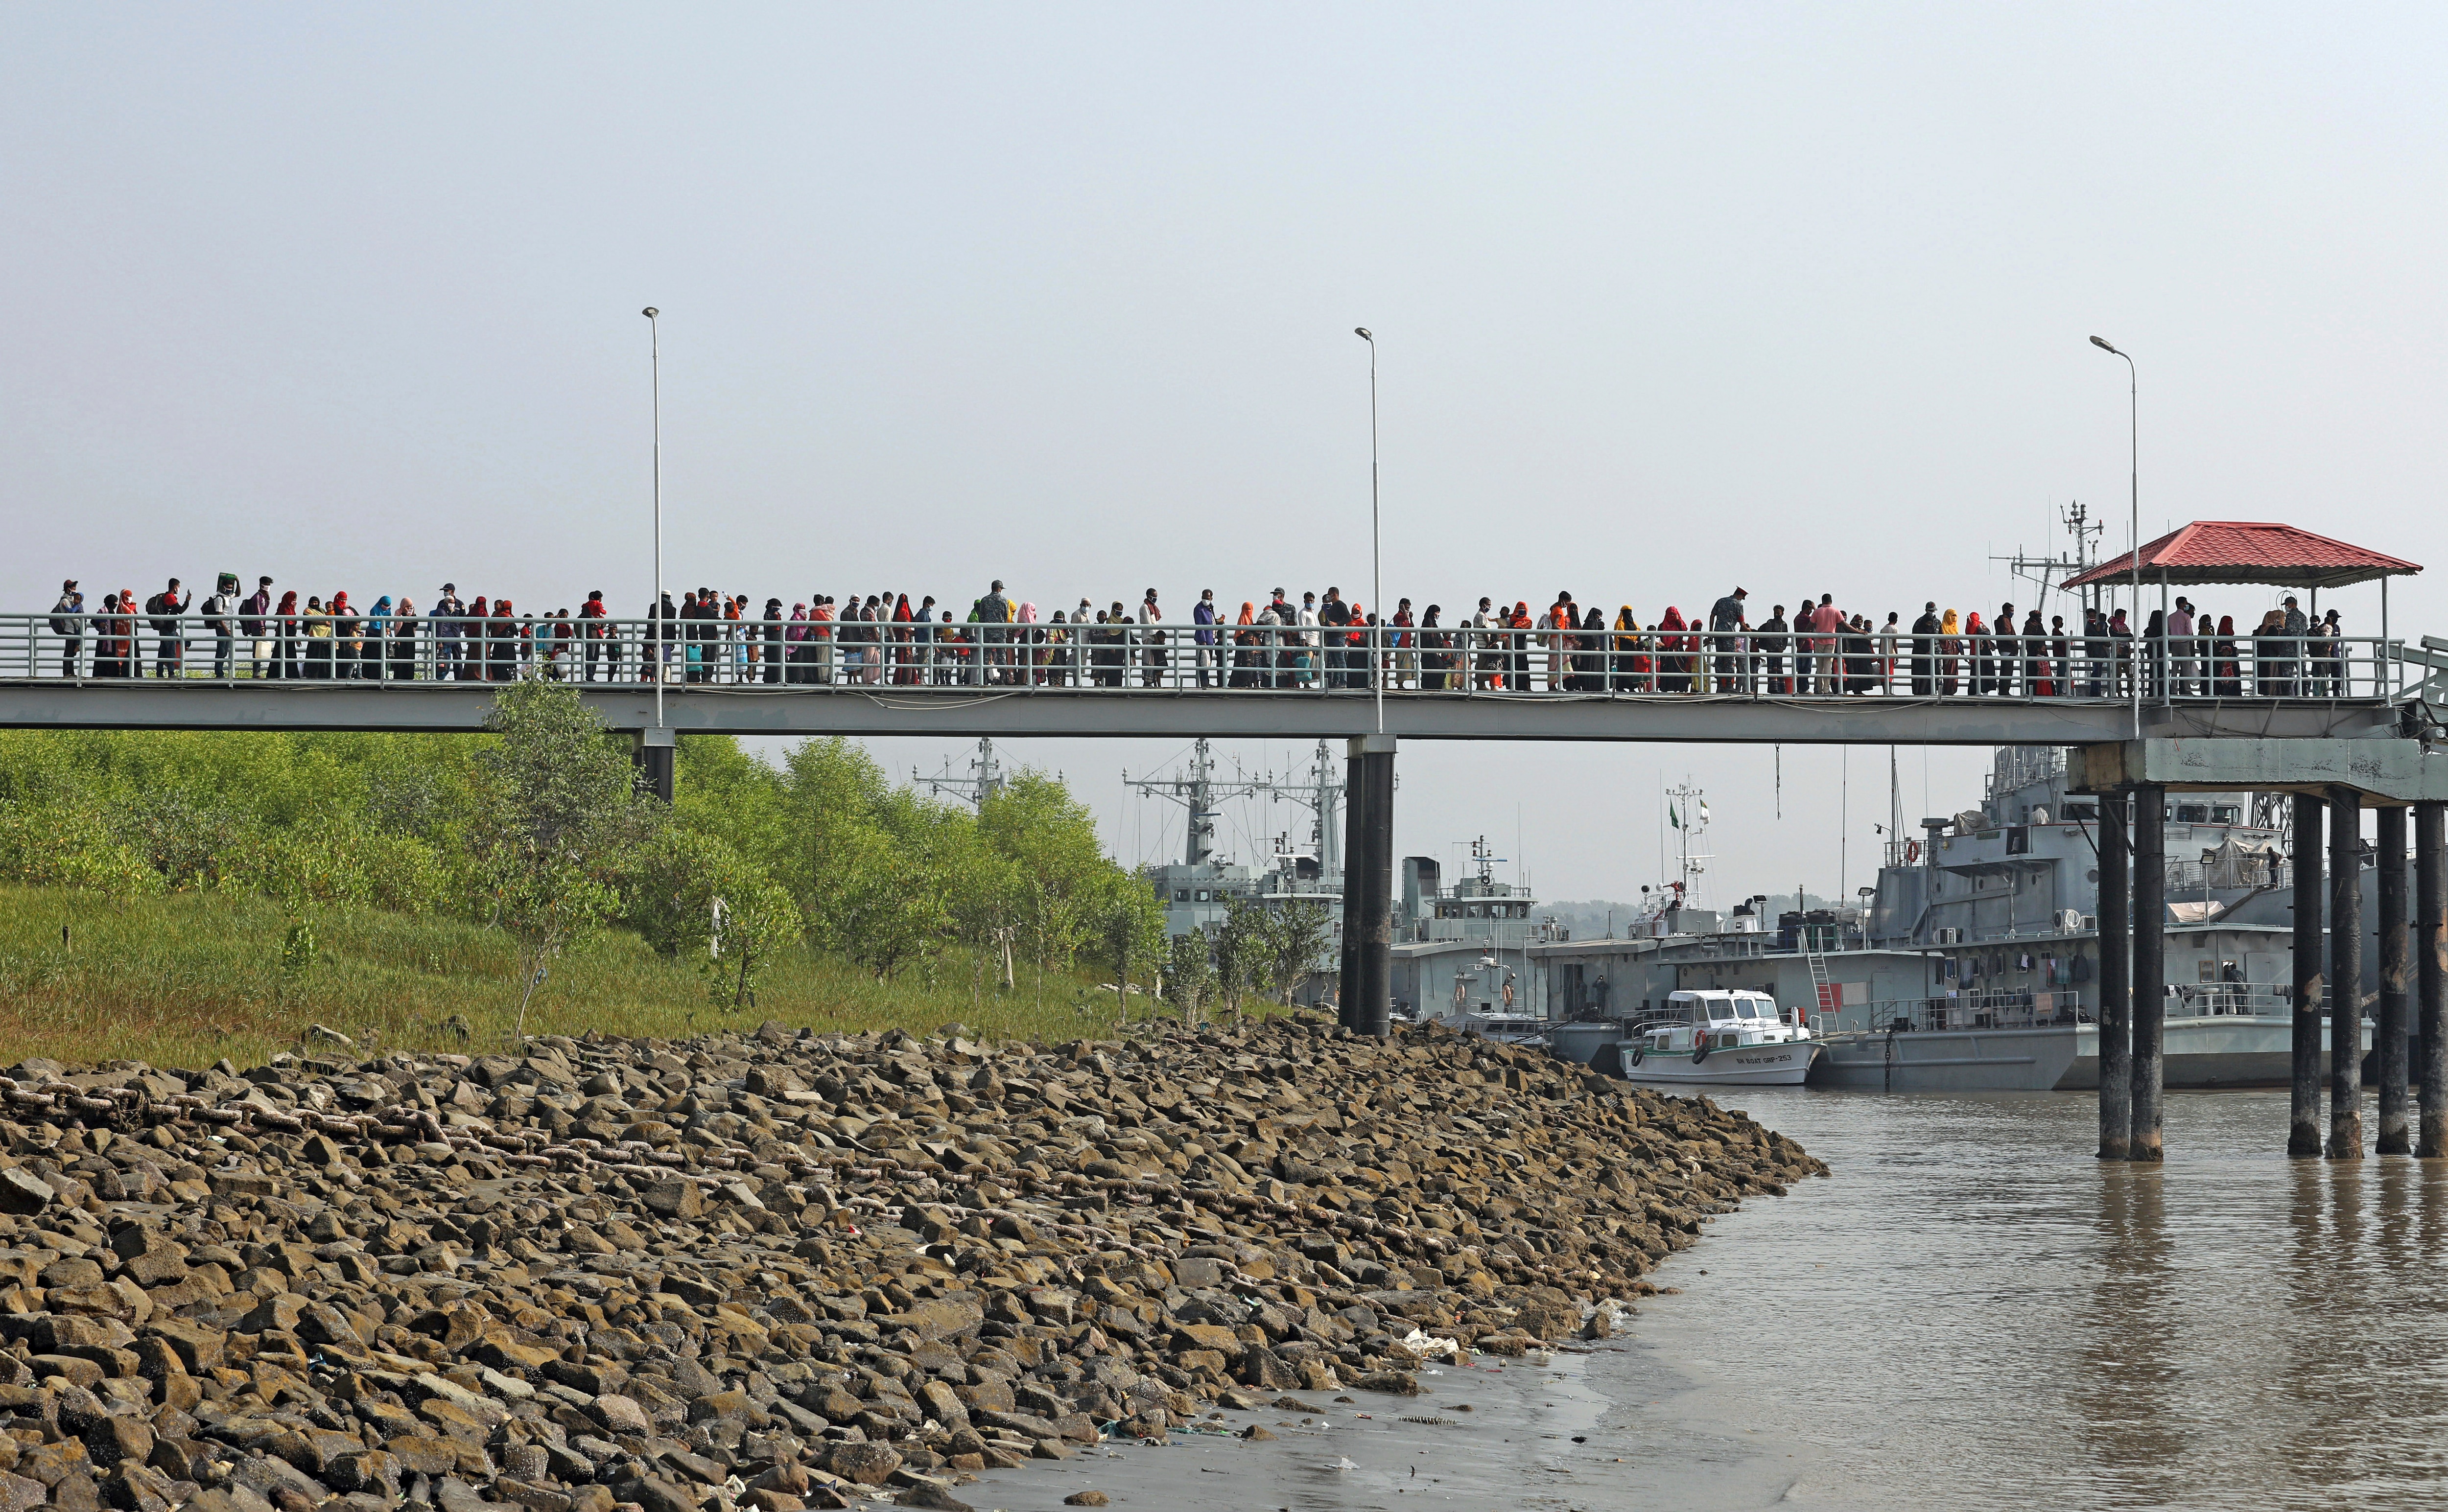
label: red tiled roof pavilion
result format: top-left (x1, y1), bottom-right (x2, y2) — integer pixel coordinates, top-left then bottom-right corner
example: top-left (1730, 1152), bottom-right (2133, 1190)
top-left (2062, 520), bottom-right (2422, 591)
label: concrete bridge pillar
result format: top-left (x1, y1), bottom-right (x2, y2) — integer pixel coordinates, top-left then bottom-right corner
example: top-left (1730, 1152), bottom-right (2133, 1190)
top-left (1339, 744), bottom-right (1362, 1027)
top-left (2377, 805), bottom-right (2412, 1154)
top-left (2330, 787), bottom-right (2365, 1159)
top-left (2130, 784), bottom-right (2166, 1163)
top-left (2290, 793), bottom-right (2326, 1158)
top-left (633, 727), bottom-right (676, 804)
top-left (2417, 802), bottom-right (2447, 1159)
top-left (1341, 735), bottom-right (1396, 1039)
top-left (2097, 792), bottom-right (2131, 1162)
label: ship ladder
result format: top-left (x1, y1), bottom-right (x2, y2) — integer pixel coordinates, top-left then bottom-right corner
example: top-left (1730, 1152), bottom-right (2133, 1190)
top-left (1805, 942), bottom-right (1834, 1031)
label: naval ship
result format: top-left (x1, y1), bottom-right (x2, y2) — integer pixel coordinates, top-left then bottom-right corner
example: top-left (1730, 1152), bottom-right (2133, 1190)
top-left (1531, 745), bottom-right (2377, 1092)
top-left (1127, 739), bottom-right (1567, 1016)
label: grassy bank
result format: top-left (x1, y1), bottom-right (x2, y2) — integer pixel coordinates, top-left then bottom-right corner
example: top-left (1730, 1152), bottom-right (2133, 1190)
top-left (0, 884), bottom-right (1168, 1069)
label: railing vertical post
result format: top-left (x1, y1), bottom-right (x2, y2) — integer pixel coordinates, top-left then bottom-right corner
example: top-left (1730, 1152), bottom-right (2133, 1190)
top-left (2098, 792), bottom-right (2132, 1162)
top-left (2130, 784), bottom-right (2166, 1162)
top-left (2419, 800), bottom-right (2448, 1158)
top-left (2290, 792), bottom-right (2327, 1158)
top-left (2378, 803), bottom-right (2412, 1154)
top-left (2330, 785), bottom-right (2366, 1159)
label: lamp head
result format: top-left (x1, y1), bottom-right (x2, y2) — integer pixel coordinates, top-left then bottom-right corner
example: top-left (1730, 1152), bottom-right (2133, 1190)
top-left (1354, 327), bottom-right (1373, 341)
top-left (2089, 334), bottom-right (2119, 354)
top-left (642, 307), bottom-right (659, 320)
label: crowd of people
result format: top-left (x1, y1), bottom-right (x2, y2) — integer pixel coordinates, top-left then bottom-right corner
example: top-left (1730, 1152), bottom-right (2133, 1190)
top-left (35, 575), bottom-right (2361, 698)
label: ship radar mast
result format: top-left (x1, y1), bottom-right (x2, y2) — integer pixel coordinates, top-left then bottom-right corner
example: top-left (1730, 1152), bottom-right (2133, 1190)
top-left (913, 737), bottom-right (1006, 808)
top-left (1125, 738), bottom-right (1346, 875)
top-left (1666, 779), bottom-right (1711, 906)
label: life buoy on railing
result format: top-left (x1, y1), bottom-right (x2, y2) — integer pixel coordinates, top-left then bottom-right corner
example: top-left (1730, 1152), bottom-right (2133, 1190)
top-left (1905, 840), bottom-right (1921, 862)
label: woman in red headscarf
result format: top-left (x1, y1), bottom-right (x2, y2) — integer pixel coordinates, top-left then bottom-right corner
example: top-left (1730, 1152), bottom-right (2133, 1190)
top-left (330, 592), bottom-right (359, 680)
top-left (489, 599), bottom-right (517, 681)
top-left (1657, 607), bottom-right (1690, 693)
top-left (274, 590), bottom-right (300, 679)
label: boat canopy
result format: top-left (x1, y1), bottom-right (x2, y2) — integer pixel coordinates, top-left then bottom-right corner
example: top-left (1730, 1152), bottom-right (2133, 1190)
top-left (1667, 989), bottom-right (1777, 1022)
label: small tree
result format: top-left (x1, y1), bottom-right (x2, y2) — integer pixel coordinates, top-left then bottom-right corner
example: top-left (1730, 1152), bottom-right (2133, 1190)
top-left (470, 677), bottom-right (646, 1040)
top-left (706, 872), bottom-right (801, 1013)
top-left (1165, 927), bottom-right (1217, 1025)
top-left (1254, 897), bottom-right (1333, 1006)
top-left (619, 826), bottom-right (802, 1012)
top-left (1097, 884), bottom-right (1167, 1022)
top-left (817, 825), bottom-right (953, 981)
top-left (1212, 894), bottom-right (1264, 1019)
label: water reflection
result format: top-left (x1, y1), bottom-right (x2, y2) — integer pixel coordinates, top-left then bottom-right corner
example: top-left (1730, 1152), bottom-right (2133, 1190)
top-left (1616, 1090), bottom-right (2448, 1509)
top-left (2083, 1168), bottom-right (2179, 1495)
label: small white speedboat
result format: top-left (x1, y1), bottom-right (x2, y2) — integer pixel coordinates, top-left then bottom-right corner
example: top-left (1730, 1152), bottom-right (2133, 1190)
top-left (1617, 989), bottom-right (1819, 1087)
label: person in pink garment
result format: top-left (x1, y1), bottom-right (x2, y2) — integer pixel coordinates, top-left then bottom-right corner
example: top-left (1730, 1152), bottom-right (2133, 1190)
top-left (1809, 595), bottom-right (1844, 693)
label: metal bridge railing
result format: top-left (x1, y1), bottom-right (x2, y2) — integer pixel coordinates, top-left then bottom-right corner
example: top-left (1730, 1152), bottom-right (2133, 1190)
top-left (0, 615), bottom-right (2409, 701)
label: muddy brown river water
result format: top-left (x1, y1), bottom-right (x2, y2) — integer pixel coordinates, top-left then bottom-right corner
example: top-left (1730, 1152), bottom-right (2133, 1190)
top-left (956, 1087), bottom-right (2448, 1510)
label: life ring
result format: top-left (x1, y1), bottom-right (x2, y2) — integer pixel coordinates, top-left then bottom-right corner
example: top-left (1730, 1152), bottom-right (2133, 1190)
top-left (1691, 1035), bottom-right (1712, 1065)
top-left (1905, 840), bottom-right (1921, 862)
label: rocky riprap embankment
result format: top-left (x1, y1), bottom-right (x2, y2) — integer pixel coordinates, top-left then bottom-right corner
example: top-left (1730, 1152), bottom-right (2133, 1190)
top-left (0, 1017), bottom-right (1823, 1512)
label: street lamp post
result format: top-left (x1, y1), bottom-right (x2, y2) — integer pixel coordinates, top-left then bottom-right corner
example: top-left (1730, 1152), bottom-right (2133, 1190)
top-left (644, 308), bottom-right (664, 733)
top-left (1355, 327), bottom-right (1381, 732)
top-left (2091, 335), bottom-right (2139, 732)
top-left (636, 307), bottom-right (674, 801)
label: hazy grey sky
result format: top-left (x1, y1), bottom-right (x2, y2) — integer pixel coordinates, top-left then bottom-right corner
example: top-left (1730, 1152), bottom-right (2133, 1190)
top-left (9, 5), bottom-right (2443, 908)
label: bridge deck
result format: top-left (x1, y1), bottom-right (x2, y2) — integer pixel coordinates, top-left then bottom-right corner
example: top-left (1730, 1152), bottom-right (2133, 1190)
top-left (0, 680), bottom-right (2402, 744)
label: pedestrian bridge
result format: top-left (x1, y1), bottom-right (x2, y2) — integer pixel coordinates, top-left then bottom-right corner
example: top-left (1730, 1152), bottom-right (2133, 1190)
top-left (0, 613), bottom-right (2429, 746)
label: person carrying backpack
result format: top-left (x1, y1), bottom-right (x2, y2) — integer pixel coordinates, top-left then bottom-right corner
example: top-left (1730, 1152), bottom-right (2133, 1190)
top-left (202, 573), bottom-right (240, 679)
top-left (48, 580), bottom-right (84, 677)
top-left (144, 578), bottom-right (192, 677)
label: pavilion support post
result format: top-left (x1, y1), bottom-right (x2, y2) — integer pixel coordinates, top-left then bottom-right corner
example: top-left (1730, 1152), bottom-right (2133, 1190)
top-left (2097, 792), bottom-right (2132, 1162)
top-left (2130, 785), bottom-right (2166, 1163)
top-left (2417, 802), bottom-right (2448, 1159)
top-left (2290, 793), bottom-right (2326, 1158)
top-left (2330, 786), bottom-right (2365, 1160)
top-left (2377, 805), bottom-right (2412, 1154)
